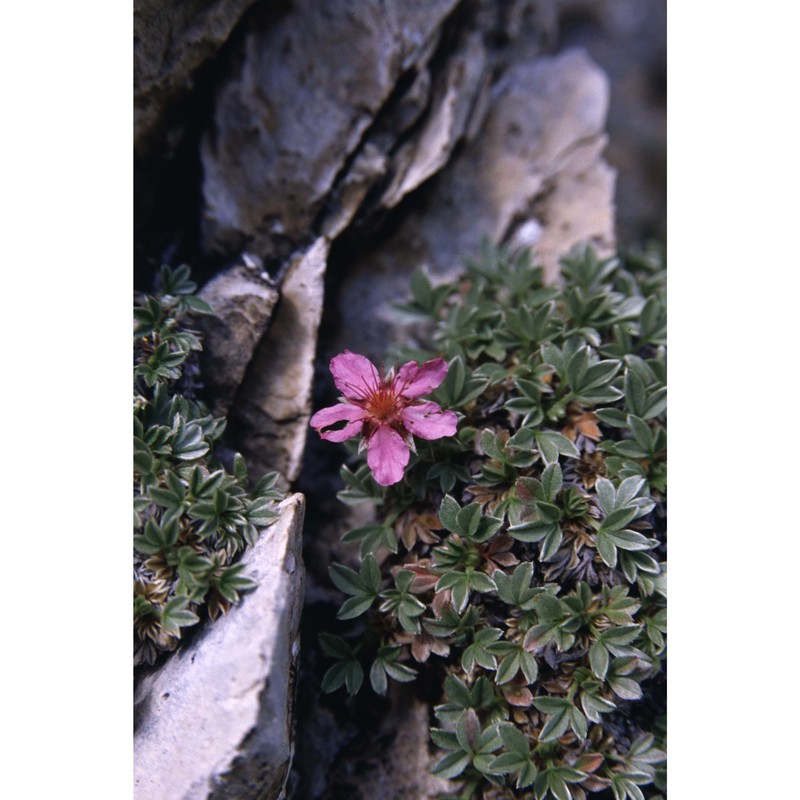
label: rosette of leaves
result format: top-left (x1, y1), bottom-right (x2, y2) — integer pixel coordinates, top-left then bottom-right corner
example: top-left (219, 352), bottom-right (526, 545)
top-left (317, 242), bottom-right (667, 799)
top-left (134, 265), bottom-right (283, 667)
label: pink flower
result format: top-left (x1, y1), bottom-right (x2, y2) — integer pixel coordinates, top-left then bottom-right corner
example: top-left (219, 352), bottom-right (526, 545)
top-left (310, 350), bottom-right (458, 486)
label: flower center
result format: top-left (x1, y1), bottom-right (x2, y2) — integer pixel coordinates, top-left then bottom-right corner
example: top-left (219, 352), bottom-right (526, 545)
top-left (365, 384), bottom-right (399, 423)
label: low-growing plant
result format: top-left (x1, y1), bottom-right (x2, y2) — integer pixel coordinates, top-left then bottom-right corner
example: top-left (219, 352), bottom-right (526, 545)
top-left (133, 265), bottom-right (283, 667)
top-left (312, 242), bottom-right (667, 799)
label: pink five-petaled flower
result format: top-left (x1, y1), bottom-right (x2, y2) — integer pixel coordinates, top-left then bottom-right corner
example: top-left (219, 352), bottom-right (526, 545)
top-left (310, 350), bottom-right (458, 486)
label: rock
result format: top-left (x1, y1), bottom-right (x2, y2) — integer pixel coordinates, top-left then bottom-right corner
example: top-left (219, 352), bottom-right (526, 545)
top-left (196, 259), bottom-right (280, 418)
top-left (134, 0), bottom-right (260, 156)
top-left (333, 48), bottom-right (615, 362)
top-left (556, 0), bottom-right (667, 243)
top-left (319, 144), bottom-right (388, 241)
top-left (228, 238), bottom-right (329, 486)
top-left (134, 493), bottom-right (306, 800)
top-left (379, 32), bottom-right (488, 210)
top-left (200, 0), bottom-right (460, 258)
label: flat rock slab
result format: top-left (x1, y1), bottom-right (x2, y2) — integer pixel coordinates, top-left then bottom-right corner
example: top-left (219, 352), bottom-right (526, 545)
top-left (134, 494), bottom-right (306, 800)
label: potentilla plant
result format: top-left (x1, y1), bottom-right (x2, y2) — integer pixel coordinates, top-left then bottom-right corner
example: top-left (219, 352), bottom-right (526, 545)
top-left (133, 265), bottom-right (283, 667)
top-left (312, 242), bottom-right (666, 800)
top-left (310, 351), bottom-right (458, 485)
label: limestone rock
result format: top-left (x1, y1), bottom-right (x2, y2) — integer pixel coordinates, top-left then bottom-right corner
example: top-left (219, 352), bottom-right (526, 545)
top-left (134, 493), bottom-right (306, 800)
top-left (379, 32), bottom-right (488, 210)
top-left (319, 144), bottom-right (388, 241)
top-left (200, 0), bottom-right (460, 258)
top-left (228, 238), bottom-right (329, 486)
top-left (134, 0), bottom-right (260, 156)
top-left (333, 48), bottom-right (615, 362)
top-left (196, 259), bottom-right (280, 418)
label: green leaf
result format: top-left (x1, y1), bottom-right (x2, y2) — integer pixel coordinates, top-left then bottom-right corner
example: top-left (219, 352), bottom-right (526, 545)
top-left (496, 650), bottom-right (522, 685)
top-left (600, 625), bottom-right (642, 647)
top-left (581, 690), bottom-right (616, 722)
top-left (384, 660), bottom-right (417, 683)
top-left (321, 658), bottom-right (363, 695)
top-left (540, 525), bottom-right (563, 562)
top-left (338, 595), bottom-right (376, 620)
top-left (541, 462), bottom-right (563, 501)
top-left (595, 477), bottom-right (617, 515)
top-left (457, 503), bottom-right (482, 537)
top-left (548, 774), bottom-right (571, 800)
top-left (600, 505), bottom-right (639, 532)
top-left (508, 519), bottom-right (556, 543)
top-left (532, 696), bottom-right (570, 715)
top-left (627, 415), bottom-right (654, 452)
top-left (595, 408), bottom-right (629, 428)
top-left (432, 750), bottom-right (471, 780)
top-left (535, 430), bottom-right (579, 463)
top-left (589, 641), bottom-right (609, 680)
top-left (617, 475), bottom-right (647, 507)
top-left (596, 530), bottom-right (618, 567)
top-left (159, 596), bottom-right (200, 636)
top-left (444, 675), bottom-right (474, 709)
top-left (644, 386), bottom-right (667, 419)
top-left (430, 728), bottom-right (460, 749)
top-left (489, 751), bottom-right (529, 774)
top-left (369, 659), bottom-right (388, 695)
top-left (498, 723), bottom-right (530, 759)
top-left (438, 494), bottom-right (461, 532)
top-left (538, 705), bottom-right (571, 742)
top-left (624, 369), bottom-right (647, 416)
top-left (609, 676), bottom-right (643, 701)
top-left (246, 496), bottom-right (278, 526)
top-left (468, 570), bottom-right (498, 593)
top-left (578, 359), bottom-right (622, 392)
top-left (569, 705), bottom-right (588, 739)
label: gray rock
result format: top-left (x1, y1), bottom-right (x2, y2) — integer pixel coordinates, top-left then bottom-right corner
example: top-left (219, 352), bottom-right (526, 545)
top-left (134, 0), bottom-right (260, 156)
top-left (333, 48), bottom-right (615, 362)
top-left (134, 493), bottom-right (306, 800)
top-left (379, 32), bottom-right (487, 210)
top-left (229, 238), bottom-right (329, 486)
top-left (200, 0), bottom-right (460, 258)
top-left (196, 261), bottom-right (280, 418)
top-left (319, 144), bottom-right (388, 241)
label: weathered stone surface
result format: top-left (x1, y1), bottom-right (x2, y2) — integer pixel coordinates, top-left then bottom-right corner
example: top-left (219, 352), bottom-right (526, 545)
top-left (134, 494), bottom-right (306, 800)
top-left (196, 258), bottom-right (280, 418)
top-left (200, 0), bottom-right (460, 258)
top-left (333, 48), bottom-right (615, 363)
top-left (557, 0), bottom-right (666, 244)
top-left (379, 32), bottom-right (487, 209)
top-left (229, 238), bottom-right (329, 486)
top-left (319, 144), bottom-right (388, 241)
top-left (134, 0), bottom-right (260, 156)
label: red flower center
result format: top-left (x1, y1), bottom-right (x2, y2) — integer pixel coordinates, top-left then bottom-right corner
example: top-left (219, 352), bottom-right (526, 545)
top-left (364, 382), bottom-right (401, 423)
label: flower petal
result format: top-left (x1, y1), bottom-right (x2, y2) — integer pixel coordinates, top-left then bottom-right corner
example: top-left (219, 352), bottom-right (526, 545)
top-left (400, 402), bottom-right (458, 440)
top-left (329, 350), bottom-right (381, 400)
top-left (394, 358), bottom-right (449, 399)
top-left (309, 403), bottom-right (366, 442)
top-left (366, 425), bottom-right (410, 486)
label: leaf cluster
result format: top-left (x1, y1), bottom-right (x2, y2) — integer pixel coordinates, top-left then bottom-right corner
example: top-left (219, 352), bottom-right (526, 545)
top-left (319, 243), bottom-right (667, 798)
top-left (133, 265), bottom-right (284, 667)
